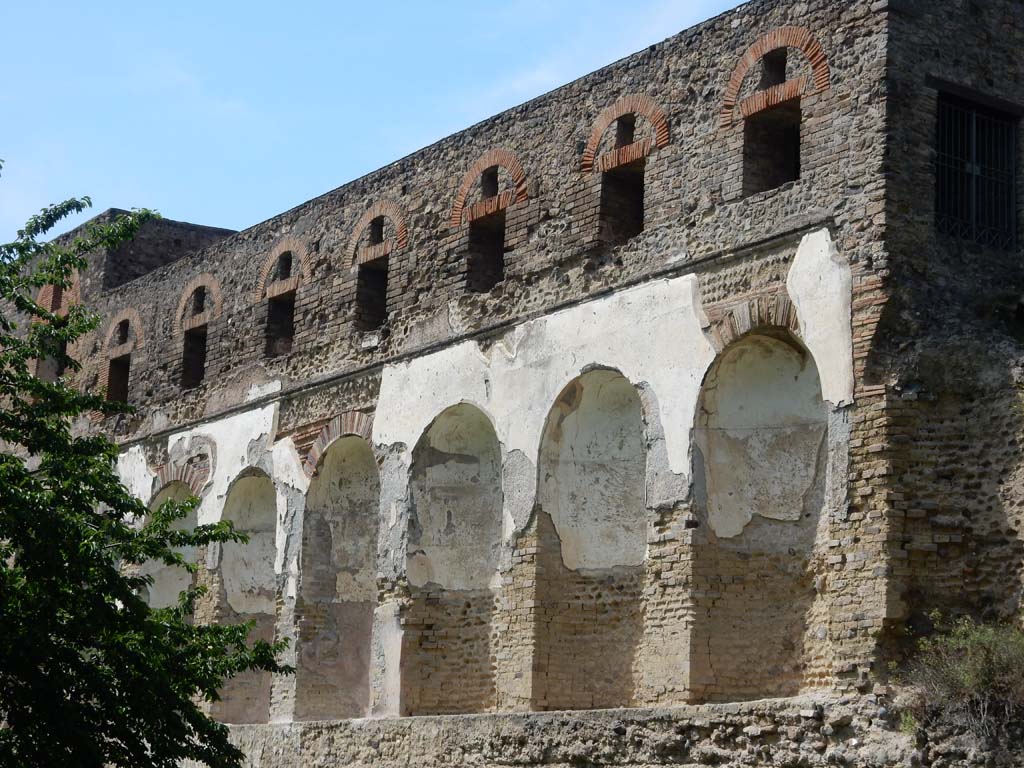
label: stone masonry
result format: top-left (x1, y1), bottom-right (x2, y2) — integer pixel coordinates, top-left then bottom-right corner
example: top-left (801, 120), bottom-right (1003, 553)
top-left (39, 0), bottom-right (1024, 764)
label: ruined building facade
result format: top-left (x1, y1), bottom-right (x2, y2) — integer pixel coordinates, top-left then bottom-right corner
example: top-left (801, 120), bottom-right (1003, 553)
top-left (44, 0), bottom-right (1024, 762)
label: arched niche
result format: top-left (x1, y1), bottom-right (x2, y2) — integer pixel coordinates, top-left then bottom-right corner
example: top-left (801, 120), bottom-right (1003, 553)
top-left (538, 368), bottom-right (647, 570)
top-left (211, 471), bottom-right (277, 724)
top-left (141, 481), bottom-right (197, 610)
top-left (401, 403), bottom-right (502, 715)
top-left (295, 436), bottom-right (379, 721)
top-left (690, 331), bottom-right (830, 700)
top-left (532, 368), bottom-right (647, 710)
top-left (408, 404), bottom-right (502, 590)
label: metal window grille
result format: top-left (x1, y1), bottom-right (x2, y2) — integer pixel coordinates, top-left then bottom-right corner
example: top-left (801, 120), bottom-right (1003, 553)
top-left (936, 95), bottom-right (1017, 249)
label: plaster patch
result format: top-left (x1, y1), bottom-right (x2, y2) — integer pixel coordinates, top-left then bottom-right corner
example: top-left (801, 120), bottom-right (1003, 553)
top-left (408, 404), bottom-right (502, 590)
top-left (786, 228), bottom-right (854, 407)
top-left (303, 436), bottom-right (378, 602)
top-left (222, 473), bottom-right (278, 615)
top-left (141, 482), bottom-right (196, 609)
top-left (117, 444), bottom-right (156, 504)
top-left (538, 370), bottom-right (647, 569)
top-left (166, 404), bottom-right (276, 527)
top-left (374, 274), bottom-right (717, 537)
top-left (247, 379), bottom-right (283, 402)
top-left (695, 335), bottom-right (828, 538)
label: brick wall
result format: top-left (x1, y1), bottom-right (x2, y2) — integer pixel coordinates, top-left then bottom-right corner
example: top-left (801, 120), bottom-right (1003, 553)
top-left (877, 0), bottom-right (1024, 665)
top-left (52, 0), bottom-right (1024, 739)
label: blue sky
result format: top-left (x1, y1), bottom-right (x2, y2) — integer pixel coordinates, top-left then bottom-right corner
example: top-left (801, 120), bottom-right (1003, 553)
top-left (1, 1), bottom-right (741, 238)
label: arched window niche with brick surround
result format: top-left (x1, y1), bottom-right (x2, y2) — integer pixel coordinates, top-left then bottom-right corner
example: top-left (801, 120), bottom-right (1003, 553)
top-left (346, 200), bottom-right (408, 332)
top-left (580, 95), bottom-right (670, 248)
top-left (400, 403), bottom-right (503, 715)
top-left (295, 429), bottom-right (379, 721)
top-left (255, 237), bottom-right (308, 358)
top-left (139, 481), bottom-right (197, 609)
top-left (720, 26), bottom-right (831, 199)
top-left (101, 308), bottom-right (143, 404)
top-left (688, 326), bottom-right (834, 701)
top-left (531, 369), bottom-right (647, 711)
top-left (175, 275), bottom-right (222, 390)
top-left (449, 149), bottom-right (530, 294)
top-left (209, 470), bottom-right (278, 724)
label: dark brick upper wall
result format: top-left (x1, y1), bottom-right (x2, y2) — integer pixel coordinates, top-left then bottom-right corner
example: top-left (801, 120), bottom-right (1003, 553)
top-left (873, 0), bottom-right (1024, 642)
top-left (69, 0), bottom-right (891, 437)
top-left (49, 209), bottom-right (235, 307)
top-left (103, 216), bottom-right (236, 289)
top-left (884, 0), bottom-right (1024, 337)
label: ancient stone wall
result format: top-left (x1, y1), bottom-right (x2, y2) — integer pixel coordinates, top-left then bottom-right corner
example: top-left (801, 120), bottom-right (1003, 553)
top-left (66, 0), bottom-right (883, 436)
top-left (878, 0), bottom-right (1024, 655)
top-left (199, 697), bottom-right (914, 768)
top-left (56, 0), bottom-right (1024, 762)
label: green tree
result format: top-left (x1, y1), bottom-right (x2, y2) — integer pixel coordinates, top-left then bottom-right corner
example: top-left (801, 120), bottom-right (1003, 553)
top-left (0, 166), bottom-right (290, 767)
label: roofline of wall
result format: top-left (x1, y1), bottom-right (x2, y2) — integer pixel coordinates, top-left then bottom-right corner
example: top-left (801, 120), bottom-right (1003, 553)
top-left (80, 0), bottom-right (768, 284)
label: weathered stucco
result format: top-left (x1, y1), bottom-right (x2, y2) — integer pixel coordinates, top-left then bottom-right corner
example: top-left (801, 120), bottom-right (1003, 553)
top-left (374, 273), bottom-right (716, 542)
top-left (111, 224), bottom-right (858, 724)
top-left (537, 369), bottom-right (647, 570)
top-left (86, 0), bottom-right (1024, 759)
top-left (786, 229), bottom-right (854, 407)
top-left (143, 481), bottom-right (196, 608)
top-left (695, 335), bottom-right (829, 538)
top-left (408, 404), bottom-right (503, 589)
top-left (222, 473), bottom-right (278, 616)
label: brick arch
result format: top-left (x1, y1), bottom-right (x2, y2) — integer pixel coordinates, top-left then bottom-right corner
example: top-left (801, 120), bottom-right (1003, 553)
top-left (346, 199), bottom-right (410, 266)
top-left (580, 94), bottom-right (671, 173)
top-left (152, 462), bottom-right (209, 499)
top-left (303, 410), bottom-right (374, 477)
top-left (253, 235), bottom-right (310, 303)
top-left (449, 148), bottom-right (529, 229)
top-left (104, 307), bottom-right (145, 354)
top-left (704, 291), bottom-right (803, 353)
top-left (174, 273), bottom-right (223, 336)
top-left (720, 25), bottom-right (831, 129)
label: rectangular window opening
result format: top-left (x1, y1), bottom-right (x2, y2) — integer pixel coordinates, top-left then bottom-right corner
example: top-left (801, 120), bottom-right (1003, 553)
top-left (615, 114), bottom-right (637, 148)
top-left (481, 167), bottom-right (500, 199)
top-left (265, 292), bottom-right (296, 357)
top-left (936, 94), bottom-right (1017, 249)
top-left (106, 354), bottom-right (131, 403)
top-left (369, 217), bottom-right (385, 245)
top-left (742, 98), bottom-right (801, 197)
top-left (275, 252), bottom-right (293, 281)
top-left (760, 48), bottom-right (788, 89)
top-left (467, 211), bottom-right (506, 293)
top-left (355, 257), bottom-right (389, 331)
top-left (181, 325), bottom-right (208, 389)
top-left (599, 158), bottom-right (645, 245)
top-left (192, 287), bottom-right (207, 316)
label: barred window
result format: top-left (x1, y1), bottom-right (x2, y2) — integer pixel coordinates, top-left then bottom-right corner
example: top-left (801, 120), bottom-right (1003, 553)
top-left (936, 95), bottom-right (1017, 249)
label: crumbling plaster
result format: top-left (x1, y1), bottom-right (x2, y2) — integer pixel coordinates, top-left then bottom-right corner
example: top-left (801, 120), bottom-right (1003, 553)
top-left (117, 444), bottom-right (156, 502)
top-left (695, 335), bottom-right (829, 539)
top-left (115, 228), bottom-right (852, 586)
top-left (787, 229), bottom-right (854, 408)
top-left (374, 227), bottom-right (853, 556)
top-left (111, 225), bottom-right (855, 722)
top-left (374, 272), bottom-right (716, 557)
top-left (116, 403), bottom-right (312, 615)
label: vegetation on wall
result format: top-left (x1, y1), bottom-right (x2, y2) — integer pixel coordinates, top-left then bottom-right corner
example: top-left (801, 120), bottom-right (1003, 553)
top-left (900, 614), bottom-right (1024, 742)
top-left (0, 163), bottom-right (290, 768)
